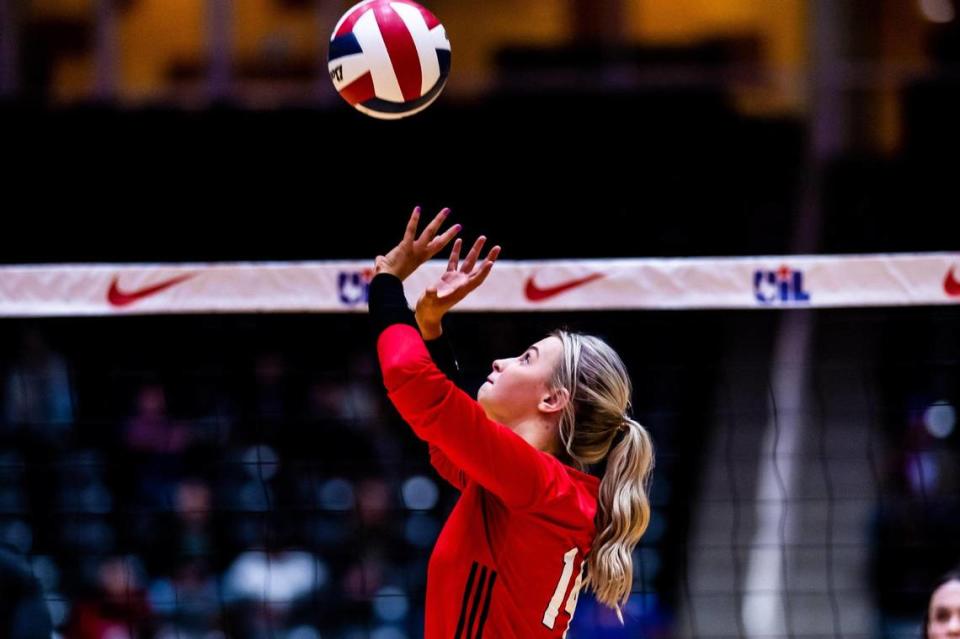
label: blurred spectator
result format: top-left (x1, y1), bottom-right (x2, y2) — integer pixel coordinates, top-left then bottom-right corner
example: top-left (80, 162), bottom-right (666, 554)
top-left (123, 383), bottom-right (191, 508)
top-left (0, 545), bottom-right (53, 639)
top-left (355, 477), bottom-right (391, 530)
top-left (335, 352), bottom-right (383, 423)
top-left (872, 397), bottom-right (960, 633)
top-left (302, 352), bottom-right (399, 481)
top-left (57, 450), bottom-right (116, 556)
top-left (303, 379), bottom-right (382, 477)
top-left (337, 477), bottom-right (411, 626)
top-left (146, 478), bottom-right (217, 576)
top-left (3, 329), bottom-right (74, 445)
top-left (923, 569), bottom-right (960, 639)
top-left (65, 555), bottom-right (153, 639)
top-left (253, 352), bottom-right (289, 422)
top-left (147, 558), bottom-right (220, 637)
top-left (238, 352), bottom-right (296, 446)
top-left (222, 547), bottom-right (328, 636)
top-left (124, 383), bottom-right (189, 455)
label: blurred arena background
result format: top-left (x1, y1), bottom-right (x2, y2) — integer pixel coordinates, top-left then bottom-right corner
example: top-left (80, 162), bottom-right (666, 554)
top-left (1, 1), bottom-right (959, 638)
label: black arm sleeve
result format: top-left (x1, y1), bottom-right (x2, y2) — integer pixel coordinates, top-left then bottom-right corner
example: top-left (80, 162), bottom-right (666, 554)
top-left (369, 273), bottom-right (464, 388)
top-left (368, 273), bottom-right (417, 335)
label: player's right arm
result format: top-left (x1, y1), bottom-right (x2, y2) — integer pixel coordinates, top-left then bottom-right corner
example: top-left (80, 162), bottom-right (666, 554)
top-left (376, 316), bottom-right (560, 510)
top-left (423, 324), bottom-right (470, 491)
top-left (370, 208), bottom-right (498, 493)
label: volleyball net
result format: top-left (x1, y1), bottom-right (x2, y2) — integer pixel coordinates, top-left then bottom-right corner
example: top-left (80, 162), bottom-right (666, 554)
top-left (0, 252), bottom-right (957, 639)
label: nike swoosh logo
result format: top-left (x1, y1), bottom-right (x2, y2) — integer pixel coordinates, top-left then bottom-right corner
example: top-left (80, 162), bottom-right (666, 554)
top-left (946, 266), bottom-right (960, 297)
top-left (107, 274), bottom-right (195, 307)
top-left (524, 272), bottom-right (605, 302)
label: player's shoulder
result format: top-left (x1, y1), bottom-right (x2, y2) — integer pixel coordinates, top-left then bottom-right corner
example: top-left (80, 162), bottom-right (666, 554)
top-left (534, 452), bottom-right (600, 511)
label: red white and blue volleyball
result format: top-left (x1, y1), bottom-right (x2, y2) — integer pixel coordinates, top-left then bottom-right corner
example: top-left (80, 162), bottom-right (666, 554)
top-left (328, 0), bottom-right (451, 120)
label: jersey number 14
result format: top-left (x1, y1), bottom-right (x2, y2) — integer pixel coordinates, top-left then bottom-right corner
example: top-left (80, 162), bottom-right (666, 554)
top-left (542, 547), bottom-right (585, 637)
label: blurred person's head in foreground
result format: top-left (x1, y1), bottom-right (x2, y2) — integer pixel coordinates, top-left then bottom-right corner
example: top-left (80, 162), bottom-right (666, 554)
top-left (925, 569), bottom-right (960, 639)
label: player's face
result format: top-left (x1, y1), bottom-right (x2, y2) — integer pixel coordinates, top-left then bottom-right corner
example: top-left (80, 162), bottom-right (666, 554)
top-left (929, 580), bottom-right (960, 639)
top-left (477, 336), bottom-right (564, 425)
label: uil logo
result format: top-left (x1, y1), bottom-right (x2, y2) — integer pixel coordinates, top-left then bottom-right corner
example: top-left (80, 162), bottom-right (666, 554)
top-left (754, 265), bottom-right (811, 305)
top-left (338, 269), bottom-right (374, 305)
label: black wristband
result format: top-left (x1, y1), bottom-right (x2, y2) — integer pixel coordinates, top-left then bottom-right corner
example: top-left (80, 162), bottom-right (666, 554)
top-left (368, 272), bottom-right (417, 336)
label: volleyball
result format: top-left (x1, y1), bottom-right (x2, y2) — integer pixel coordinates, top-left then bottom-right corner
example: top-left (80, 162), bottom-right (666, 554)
top-left (327, 0), bottom-right (451, 120)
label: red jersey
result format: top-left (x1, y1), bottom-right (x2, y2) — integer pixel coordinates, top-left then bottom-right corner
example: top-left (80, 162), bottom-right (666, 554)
top-left (378, 323), bottom-right (600, 638)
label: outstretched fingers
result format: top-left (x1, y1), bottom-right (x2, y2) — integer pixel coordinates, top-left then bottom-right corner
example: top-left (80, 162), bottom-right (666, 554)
top-left (447, 238), bottom-right (462, 271)
top-left (418, 207), bottom-right (450, 245)
top-left (402, 206), bottom-right (421, 243)
top-left (468, 245), bottom-right (501, 288)
top-left (428, 221), bottom-right (461, 257)
top-left (460, 235), bottom-right (487, 273)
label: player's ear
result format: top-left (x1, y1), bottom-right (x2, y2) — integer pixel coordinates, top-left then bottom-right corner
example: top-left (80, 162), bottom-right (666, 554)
top-left (539, 387), bottom-right (569, 415)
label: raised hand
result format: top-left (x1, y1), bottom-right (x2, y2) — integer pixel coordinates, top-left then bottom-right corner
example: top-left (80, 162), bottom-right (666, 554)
top-left (415, 235), bottom-right (501, 339)
top-left (374, 206), bottom-right (461, 282)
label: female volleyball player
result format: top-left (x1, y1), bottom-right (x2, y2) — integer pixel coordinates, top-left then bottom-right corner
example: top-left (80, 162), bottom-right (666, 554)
top-left (369, 206), bottom-right (655, 638)
top-left (924, 570), bottom-right (960, 639)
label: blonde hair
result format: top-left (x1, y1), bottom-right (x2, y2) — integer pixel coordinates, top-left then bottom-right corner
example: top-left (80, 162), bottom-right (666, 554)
top-left (549, 329), bottom-right (655, 624)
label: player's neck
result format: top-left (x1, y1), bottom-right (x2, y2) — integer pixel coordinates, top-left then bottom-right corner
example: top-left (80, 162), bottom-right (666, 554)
top-left (511, 416), bottom-right (560, 456)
